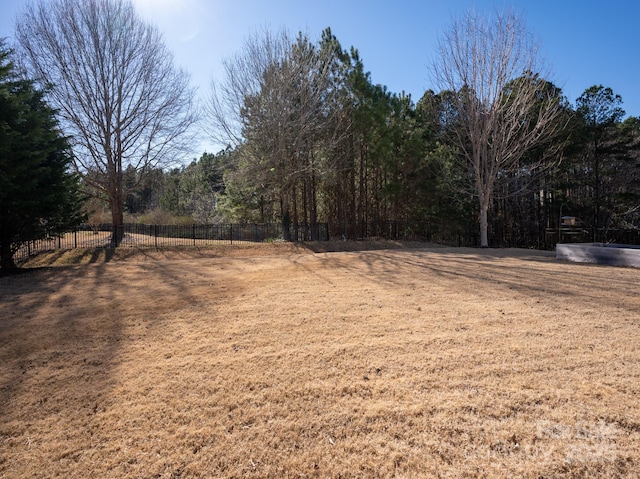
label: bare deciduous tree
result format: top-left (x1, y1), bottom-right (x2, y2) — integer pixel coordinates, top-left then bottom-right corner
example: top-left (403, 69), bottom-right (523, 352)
top-left (432, 8), bottom-right (566, 247)
top-left (206, 28), bottom-right (289, 150)
top-left (16, 0), bottom-right (197, 245)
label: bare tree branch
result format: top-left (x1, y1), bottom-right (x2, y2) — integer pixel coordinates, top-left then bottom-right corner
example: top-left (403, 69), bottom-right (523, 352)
top-left (15, 0), bottom-right (197, 244)
top-left (205, 28), bottom-right (348, 228)
top-left (432, 8), bottom-right (567, 246)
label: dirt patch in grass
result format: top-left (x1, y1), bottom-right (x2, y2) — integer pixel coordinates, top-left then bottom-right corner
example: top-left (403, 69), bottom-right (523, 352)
top-left (1, 243), bottom-right (639, 478)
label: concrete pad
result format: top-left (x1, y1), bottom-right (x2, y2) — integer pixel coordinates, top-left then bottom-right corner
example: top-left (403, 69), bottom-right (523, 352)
top-left (556, 243), bottom-right (640, 268)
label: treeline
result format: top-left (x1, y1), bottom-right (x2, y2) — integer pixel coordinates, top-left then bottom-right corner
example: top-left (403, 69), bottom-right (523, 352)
top-left (10, 0), bottom-right (640, 252)
top-left (112, 28), bottom-right (640, 246)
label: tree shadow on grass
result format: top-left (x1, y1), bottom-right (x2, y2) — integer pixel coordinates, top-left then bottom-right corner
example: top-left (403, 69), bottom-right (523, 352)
top-left (0, 256), bottom-right (244, 475)
top-left (310, 246), bottom-right (639, 314)
top-left (16, 247), bottom-right (118, 267)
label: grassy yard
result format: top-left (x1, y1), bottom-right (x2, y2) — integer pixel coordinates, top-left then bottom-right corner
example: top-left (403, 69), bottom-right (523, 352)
top-left (1, 243), bottom-right (639, 478)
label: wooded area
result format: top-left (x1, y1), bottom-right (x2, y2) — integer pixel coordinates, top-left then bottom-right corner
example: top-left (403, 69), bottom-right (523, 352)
top-left (120, 27), bottom-right (640, 248)
top-left (106, 17), bottom-right (640, 248)
top-left (4, 1), bottom-right (640, 267)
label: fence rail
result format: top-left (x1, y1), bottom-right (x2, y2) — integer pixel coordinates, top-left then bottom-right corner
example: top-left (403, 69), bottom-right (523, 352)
top-left (14, 222), bottom-right (329, 264)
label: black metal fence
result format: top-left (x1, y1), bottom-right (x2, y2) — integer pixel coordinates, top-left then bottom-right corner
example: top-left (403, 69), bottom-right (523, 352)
top-left (13, 220), bottom-right (640, 265)
top-left (14, 222), bottom-right (329, 264)
top-left (333, 220), bottom-right (640, 250)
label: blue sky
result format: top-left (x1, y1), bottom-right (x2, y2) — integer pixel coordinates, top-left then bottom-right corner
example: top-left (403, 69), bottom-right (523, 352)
top-left (1, 0), bottom-right (639, 153)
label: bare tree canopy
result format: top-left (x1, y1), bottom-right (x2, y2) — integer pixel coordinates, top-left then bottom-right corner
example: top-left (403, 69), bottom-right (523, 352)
top-left (16, 0), bottom-right (197, 244)
top-left (432, 8), bottom-right (567, 247)
top-left (206, 28), bottom-right (345, 149)
top-left (206, 28), bottom-right (291, 149)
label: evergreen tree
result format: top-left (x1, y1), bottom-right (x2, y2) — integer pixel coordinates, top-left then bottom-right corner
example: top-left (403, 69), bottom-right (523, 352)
top-left (0, 41), bottom-right (85, 270)
top-left (575, 85), bottom-right (627, 234)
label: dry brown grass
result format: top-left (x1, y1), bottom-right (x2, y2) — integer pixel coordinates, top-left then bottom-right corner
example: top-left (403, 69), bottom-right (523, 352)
top-left (1, 243), bottom-right (639, 478)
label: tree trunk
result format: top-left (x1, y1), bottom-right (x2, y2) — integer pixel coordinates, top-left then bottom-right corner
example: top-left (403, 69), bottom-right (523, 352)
top-left (292, 184), bottom-right (298, 242)
top-left (310, 172), bottom-right (318, 240)
top-left (348, 151), bottom-right (356, 239)
top-left (594, 148), bottom-right (601, 242)
top-left (110, 198), bottom-right (124, 247)
top-left (0, 235), bottom-right (17, 270)
top-left (358, 140), bottom-right (367, 239)
top-left (479, 207), bottom-right (489, 247)
top-left (479, 193), bottom-right (490, 248)
top-left (281, 193), bottom-right (291, 241)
